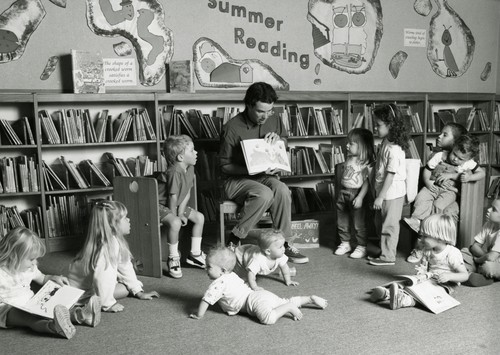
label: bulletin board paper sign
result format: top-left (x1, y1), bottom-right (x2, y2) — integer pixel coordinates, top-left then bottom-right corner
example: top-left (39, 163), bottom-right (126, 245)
top-left (104, 58), bottom-right (137, 86)
top-left (404, 29), bottom-right (427, 47)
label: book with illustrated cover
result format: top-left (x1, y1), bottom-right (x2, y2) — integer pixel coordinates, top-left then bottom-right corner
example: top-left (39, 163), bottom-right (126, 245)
top-left (3, 280), bottom-right (84, 319)
top-left (168, 60), bottom-right (195, 93)
top-left (71, 49), bottom-right (105, 94)
top-left (240, 139), bottom-right (290, 175)
top-left (385, 274), bottom-right (460, 314)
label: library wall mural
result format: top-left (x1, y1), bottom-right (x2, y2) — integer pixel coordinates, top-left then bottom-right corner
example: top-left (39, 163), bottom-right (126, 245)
top-left (85, 0), bottom-right (173, 86)
top-left (0, 0), bottom-right (45, 64)
top-left (306, 0), bottom-right (383, 74)
top-left (193, 37), bottom-right (289, 90)
top-left (415, 0), bottom-right (475, 78)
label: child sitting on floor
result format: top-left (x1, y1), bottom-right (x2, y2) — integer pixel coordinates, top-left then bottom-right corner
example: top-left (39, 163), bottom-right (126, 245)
top-left (461, 197), bottom-right (500, 286)
top-left (0, 227), bottom-right (100, 339)
top-left (370, 214), bottom-right (468, 310)
top-left (68, 200), bottom-right (159, 313)
top-left (189, 246), bottom-right (327, 324)
top-left (404, 134), bottom-right (485, 262)
top-left (234, 230), bottom-right (298, 290)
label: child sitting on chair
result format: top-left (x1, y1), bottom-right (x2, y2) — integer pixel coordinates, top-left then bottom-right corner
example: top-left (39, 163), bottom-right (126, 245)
top-left (156, 134), bottom-right (206, 279)
top-left (234, 230), bottom-right (298, 290)
top-left (461, 197), bottom-right (500, 287)
top-left (189, 246), bottom-right (327, 324)
top-left (404, 134), bottom-right (485, 262)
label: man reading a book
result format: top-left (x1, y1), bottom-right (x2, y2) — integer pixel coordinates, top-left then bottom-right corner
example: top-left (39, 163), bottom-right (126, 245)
top-left (219, 82), bottom-right (309, 264)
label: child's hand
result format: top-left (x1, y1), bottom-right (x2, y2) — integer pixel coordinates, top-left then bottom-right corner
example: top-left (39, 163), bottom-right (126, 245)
top-left (106, 303), bottom-right (125, 312)
top-left (426, 182), bottom-right (439, 193)
top-left (136, 291), bottom-right (160, 300)
top-left (189, 314), bottom-right (202, 320)
top-left (48, 275), bottom-right (69, 286)
top-left (373, 197), bottom-right (384, 210)
top-left (180, 216), bottom-right (188, 226)
top-left (414, 264), bottom-right (427, 275)
top-left (286, 280), bottom-right (300, 287)
top-left (440, 180), bottom-right (458, 192)
top-left (460, 171), bottom-right (472, 182)
top-left (433, 272), bottom-right (451, 283)
top-left (352, 196), bottom-right (363, 209)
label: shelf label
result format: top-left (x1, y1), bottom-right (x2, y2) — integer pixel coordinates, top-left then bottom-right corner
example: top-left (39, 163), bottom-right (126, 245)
top-left (103, 58), bottom-right (137, 86)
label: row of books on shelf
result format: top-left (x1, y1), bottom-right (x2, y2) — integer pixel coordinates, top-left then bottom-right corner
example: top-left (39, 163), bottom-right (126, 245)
top-left (477, 142), bottom-right (489, 165)
top-left (38, 107), bottom-right (157, 145)
top-left (494, 103), bottom-right (500, 131)
top-left (0, 156), bottom-right (39, 193)
top-left (288, 145), bottom-right (345, 176)
top-left (0, 205), bottom-right (43, 240)
top-left (46, 195), bottom-right (89, 238)
top-left (430, 106), bottom-right (489, 133)
top-left (276, 104), bottom-right (344, 137)
top-left (159, 105), bottom-right (224, 140)
top-left (0, 117), bottom-right (35, 145)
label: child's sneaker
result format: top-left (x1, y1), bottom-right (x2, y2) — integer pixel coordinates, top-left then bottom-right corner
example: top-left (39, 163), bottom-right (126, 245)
top-left (370, 286), bottom-right (389, 302)
top-left (334, 241), bottom-right (352, 256)
top-left (368, 257), bottom-right (395, 266)
top-left (349, 245), bottom-right (367, 259)
top-left (50, 305), bottom-right (76, 339)
top-left (406, 248), bottom-right (423, 263)
top-left (186, 251), bottom-right (206, 269)
top-left (72, 295), bottom-right (101, 327)
top-left (404, 217), bottom-right (421, 234)
top-left (389, 283), bottom-right (415, 310)
top-left (168, 257), bottom-right (182, 279)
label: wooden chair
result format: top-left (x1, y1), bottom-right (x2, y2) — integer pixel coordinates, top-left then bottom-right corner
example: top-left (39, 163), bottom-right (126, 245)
top-left (113, 175), bottom-right (197, 278)
top-left (218, 200), bottom-right (273, 245)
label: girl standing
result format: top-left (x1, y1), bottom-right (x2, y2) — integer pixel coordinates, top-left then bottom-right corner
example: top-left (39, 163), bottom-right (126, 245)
top-left (369, 104), bottom-right (410, 266)
top-left (68, 200), bottom-right (159, 312)
top-left (0, 227), bottom-right (75, 339)
top-left (334, 128), bottom-right (376, 259)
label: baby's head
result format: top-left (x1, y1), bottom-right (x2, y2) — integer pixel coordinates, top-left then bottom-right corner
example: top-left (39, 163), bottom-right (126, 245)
top-left (447, 134), bottom-right (479, 166)
top-left (258, 230), bottom-right (286, 259)
top-left (438, 123), bottom-right (467, 151)
top-left (206, 246), bottom-right (236, 279)
top-left (0, 227), bottom-right (46, 273)
top-left (163, 134), bottom-right (194, 166)
top-left (419, 214), bottom-right (456, 247)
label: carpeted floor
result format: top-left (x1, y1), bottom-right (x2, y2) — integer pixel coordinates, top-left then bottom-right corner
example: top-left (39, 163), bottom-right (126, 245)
top-left (2, 247), bottom-right (499, 355)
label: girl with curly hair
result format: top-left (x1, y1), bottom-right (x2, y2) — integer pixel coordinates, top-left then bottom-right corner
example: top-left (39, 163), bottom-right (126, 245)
top-left (368, 103), bottom-right (410, 266)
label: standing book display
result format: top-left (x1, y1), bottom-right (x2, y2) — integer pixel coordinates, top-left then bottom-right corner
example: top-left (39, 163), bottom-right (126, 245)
top-left (71, 50), bottom-right (105, 94)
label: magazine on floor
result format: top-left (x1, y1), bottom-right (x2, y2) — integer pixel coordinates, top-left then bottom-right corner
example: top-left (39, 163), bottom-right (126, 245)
top-left (240, 138), bottom-right (291, 175)
top-left (391, 274), bottom-right (460, 314)
top-left (3, 280), bottom-right (84, 319)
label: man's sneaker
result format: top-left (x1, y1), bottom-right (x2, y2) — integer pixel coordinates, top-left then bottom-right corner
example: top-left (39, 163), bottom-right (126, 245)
top-left (349, 245), bottom-right (367, 259)
top-left (168, 257), bottom-right (182, 278)
top-left (50, 305), bottom-right (76, 339)
top-left (74, 295), bottom-right (101, 327)
top-left (186, 251), bottom-right (206, 269)
top-left (406, 248), bottom-right (424, 263)
top-left (404, 217), bottom-right (421, 234)
top-left (285, 245), bottom-right (309, 264)
top-left (368, 257), bottom-right (395, 266)
top-left (334, 242), bottom-right (352, 256)
top-left (389, 283), bottom-right (415, 310)
top-left (370, 286), bottom-right (389, 303)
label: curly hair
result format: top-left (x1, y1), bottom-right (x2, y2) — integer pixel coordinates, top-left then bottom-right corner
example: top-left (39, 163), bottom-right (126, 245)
top-left (373, 103), bottom-right (410, 152)
top-left (454, 134), bottom-right (479, 159)
top-left (443, 122), bottom-right (467, 140)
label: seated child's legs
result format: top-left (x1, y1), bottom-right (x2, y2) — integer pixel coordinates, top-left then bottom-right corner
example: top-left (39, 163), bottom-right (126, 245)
top-left (432, 190), bottom-right (457, 214)
top-left (411, 187), bottom-right (438, 220)
top-left (460, 247), bottom-right (477, 273)
top-left (6, 306), bottom-right (75, 339)
top-left (442, 201), bottom-right (459, 223)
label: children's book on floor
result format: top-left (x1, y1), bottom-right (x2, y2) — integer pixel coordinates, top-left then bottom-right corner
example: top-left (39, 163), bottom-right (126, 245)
top-left (389, 274), bottom-right (460, 314)
top-left (3, 280), bottom-right (84, 319)
top-left (240, 138), bottom-right (291, 175)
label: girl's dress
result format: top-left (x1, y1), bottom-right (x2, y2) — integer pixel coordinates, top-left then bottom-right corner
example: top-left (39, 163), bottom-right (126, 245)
top-left (0, 265), bottom-right (44, 328)
top-left (67, 235), bottom-right (143, 310)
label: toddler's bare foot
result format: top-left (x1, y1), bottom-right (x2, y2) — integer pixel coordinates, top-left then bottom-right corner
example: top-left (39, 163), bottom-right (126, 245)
top-left (310, 295), bottom-right (328, 309)
top-left (289, 305), bottom-right (303, 321)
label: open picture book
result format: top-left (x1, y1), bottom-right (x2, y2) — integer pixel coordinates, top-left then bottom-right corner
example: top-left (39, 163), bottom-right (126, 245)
top-left (388, 274), bottom-right (460, 314)
top-left (3, 280), bottom-right (84, 319)
top-left (240, 138), bottom-right (291, 175)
